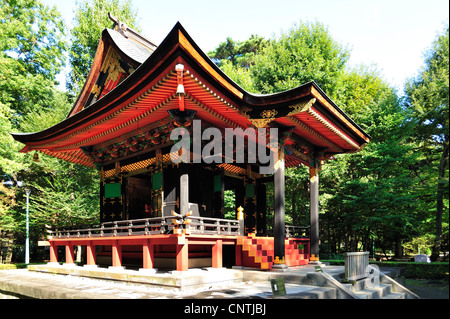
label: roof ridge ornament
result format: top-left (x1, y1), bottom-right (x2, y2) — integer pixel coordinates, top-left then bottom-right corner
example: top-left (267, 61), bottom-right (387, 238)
top-left (108, 12), bottom-right (129, 38)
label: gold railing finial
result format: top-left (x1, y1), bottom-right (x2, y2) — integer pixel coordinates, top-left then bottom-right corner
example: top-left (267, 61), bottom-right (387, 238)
top-left (237, 206), bottom-right (244, 220)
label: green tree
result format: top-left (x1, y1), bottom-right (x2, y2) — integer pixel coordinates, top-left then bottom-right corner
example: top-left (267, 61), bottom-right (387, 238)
top-left (0, 0), bottom-right (67, 118)
top-left (208, 35), bottom-right (270, 93)
top-left (209, 34), bottom-right (269, 68)
top-left (314, 65), bottom-right (422, 257)
top-left (0, 103), bottom-right (26, 177)
top-left (211, 21), bottom-right (425, 258)
top-left (0, 0), bottom-right (71, 262)
top-left (67, 0), bottom-right (140, 97)
top-left (0, 0), bottom-right (68, 175)
top-left (0, 0), bottom-right (66, 80)
top-left (17, 91), bottom-right (100, 228)
top-left (251, 21), bottom-right (350, 97)
top-left (219, 60), bottom-right (256, 92)
top-left (405, 24), bottom-right (449, 261)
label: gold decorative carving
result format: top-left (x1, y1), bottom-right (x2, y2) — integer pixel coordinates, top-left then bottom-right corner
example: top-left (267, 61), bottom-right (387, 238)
top-left (287, 98), bottom-right (316, 116)
top-left (249, 118), bottom-right (274, 128)
top-left (100, 47), bottom-right (126, 82)
top-left (238, 106), bottom-right (252, 119)
top-left (91, 84), bottom-right (102, 97)
top-left (260, 109), bottom-right (278, 118)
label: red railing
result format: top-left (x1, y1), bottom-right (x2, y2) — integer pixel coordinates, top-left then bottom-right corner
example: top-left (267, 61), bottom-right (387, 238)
top-left (47, 215), bottom-right (243, 238)
top-left (47, 217), bottom-right (308, 239)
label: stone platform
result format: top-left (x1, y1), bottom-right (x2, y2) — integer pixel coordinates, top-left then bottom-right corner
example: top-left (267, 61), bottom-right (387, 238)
top-left (0, 263), bottom-right (412, 299)
top-left (0, 265), bottom-right (335, 299)
top-left (26, 263), bottom-right (243, 290)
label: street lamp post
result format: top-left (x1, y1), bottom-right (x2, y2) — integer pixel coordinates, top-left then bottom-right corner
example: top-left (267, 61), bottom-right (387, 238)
top-left (25, 188), bottom-right (31, 264)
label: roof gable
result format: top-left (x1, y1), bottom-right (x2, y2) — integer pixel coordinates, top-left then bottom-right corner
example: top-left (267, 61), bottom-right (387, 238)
top-left (67, 22), bottom-right (157, 117)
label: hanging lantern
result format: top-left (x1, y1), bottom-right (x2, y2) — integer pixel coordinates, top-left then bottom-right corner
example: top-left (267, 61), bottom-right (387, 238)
top-left (175, 64), bottom-right (185, 111)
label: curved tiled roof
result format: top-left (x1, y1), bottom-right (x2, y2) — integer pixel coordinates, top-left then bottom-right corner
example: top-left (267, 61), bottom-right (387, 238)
top-left (11, 21), bottom-right (370, 169)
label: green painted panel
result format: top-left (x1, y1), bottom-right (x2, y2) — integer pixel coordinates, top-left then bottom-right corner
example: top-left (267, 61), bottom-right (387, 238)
top-left (152, 171), bottom-right (162, 190)
top-left (213, 175), bottom-right (222, 192)
top-left (245, 183), bottom-right (255, 198)
top-left (105, 182), bottom-right (121, 198)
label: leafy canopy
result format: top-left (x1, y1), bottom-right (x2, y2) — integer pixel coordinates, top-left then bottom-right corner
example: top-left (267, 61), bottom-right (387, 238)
top-left (0, 0), bottom-right (67, 119)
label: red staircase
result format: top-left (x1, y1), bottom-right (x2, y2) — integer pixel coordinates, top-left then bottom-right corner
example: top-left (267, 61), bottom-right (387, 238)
top-left (236, 235), bottom-right (310, 270)
top-left (237, 235), bottom-right (274, 270)
top-left (285, 238), bottom-right (310, 267)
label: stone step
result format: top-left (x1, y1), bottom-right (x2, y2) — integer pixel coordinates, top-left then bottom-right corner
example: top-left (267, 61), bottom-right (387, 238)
top-left (353, 289), bottom-right (406, 299)
top-left (343, 278), bottom-right (390, 293)
top-left (344, 280), bottom-right (408, 299)
top-left (382, 291), bottom-right (406, 299)
top-left (352, 285), bottom-right (391, 299)
top-left (278, 286), bottom-right (337, 299)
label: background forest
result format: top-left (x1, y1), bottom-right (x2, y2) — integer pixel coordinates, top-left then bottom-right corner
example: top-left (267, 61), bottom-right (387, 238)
top-left (0, 0), bottom-right (448, 263)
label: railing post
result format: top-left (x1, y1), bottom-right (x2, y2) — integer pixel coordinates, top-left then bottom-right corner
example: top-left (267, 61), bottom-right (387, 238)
top-left (144, 219), bottom-right (149, 235)
top-left (200, 218), bottom-right (204, 234)
top-left (159, 217), bottom-right (164, 234)
top-left (215, 220), bottom-right (220, 234)
top-left (237, 206), bottom-right (244, 236)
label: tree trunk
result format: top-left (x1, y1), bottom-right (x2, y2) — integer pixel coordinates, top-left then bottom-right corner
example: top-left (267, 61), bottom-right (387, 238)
top-left (0, 231), bottom-right (14, 264)
top-left (395, 237), bottom-right (403, 259)
top-left (431, 143), bottom-right (449, 262)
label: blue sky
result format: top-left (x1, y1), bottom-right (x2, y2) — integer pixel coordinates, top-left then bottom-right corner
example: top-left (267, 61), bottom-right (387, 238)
top-left (42, 0), bottom-right (449, 92)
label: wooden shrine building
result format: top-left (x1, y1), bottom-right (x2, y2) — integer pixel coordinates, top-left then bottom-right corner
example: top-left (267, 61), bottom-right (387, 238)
top-left (12, 15), bottom-right (370, 271)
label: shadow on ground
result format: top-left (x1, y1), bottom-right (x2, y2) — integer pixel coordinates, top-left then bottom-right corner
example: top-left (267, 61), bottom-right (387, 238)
top-left (404, 279), bottom-right (449, 299)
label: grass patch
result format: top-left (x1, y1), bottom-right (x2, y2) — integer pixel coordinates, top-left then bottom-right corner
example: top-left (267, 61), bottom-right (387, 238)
top-left (322, 259), bottom-right (449, 280)
top-left (0, 263), bottom-right (46, 270)
top-left (0, 264), bottom-right (17, 270)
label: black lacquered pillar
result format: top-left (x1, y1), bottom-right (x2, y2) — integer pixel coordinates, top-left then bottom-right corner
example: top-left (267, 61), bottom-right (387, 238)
top-left (309, 166), bottom-right (320, 262)
top-left (273, 146), bottom-right (287, 269)
top-left (180, 165), bottom-right (189, 216)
